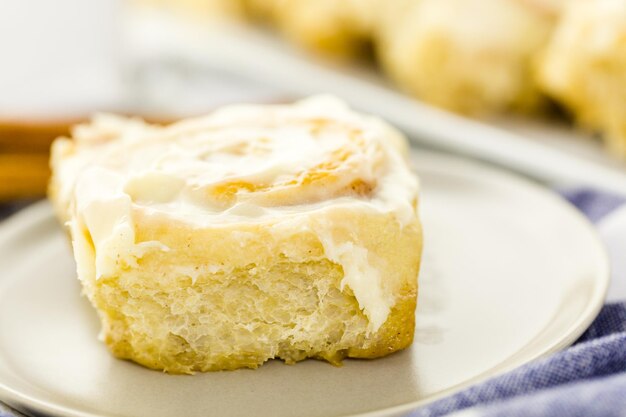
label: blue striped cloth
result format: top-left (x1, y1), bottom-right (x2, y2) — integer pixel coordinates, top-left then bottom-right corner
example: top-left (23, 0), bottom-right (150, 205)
top-left (1, 189), bottom-right (625, 417)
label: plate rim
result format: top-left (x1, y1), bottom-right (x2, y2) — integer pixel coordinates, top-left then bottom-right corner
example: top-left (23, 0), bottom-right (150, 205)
top-left (359, 151), bottom-right (611, 417)
top-left (0, 150), bottom-right (610, 417)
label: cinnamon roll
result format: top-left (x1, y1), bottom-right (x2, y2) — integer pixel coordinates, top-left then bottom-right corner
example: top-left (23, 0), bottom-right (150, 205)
top-left (241, 0), bottom-right (380, 58)
top-left (377, 0), bottom-right (554, 115)
top-left (537, 0), bottom-right (626, 157)
top-left (49, 96), bottom-right (422, 373)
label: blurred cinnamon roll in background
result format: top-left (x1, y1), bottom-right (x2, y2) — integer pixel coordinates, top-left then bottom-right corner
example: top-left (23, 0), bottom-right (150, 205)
top-left (241, 0), bottom-right (381, 58)
top-left (377, 0), bottom-right (554, 115)
top-left (537, 0), bottom-right (626, 157)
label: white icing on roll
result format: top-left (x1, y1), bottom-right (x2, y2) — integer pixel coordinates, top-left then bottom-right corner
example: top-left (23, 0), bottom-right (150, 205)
top-left (53, 96), bottom-right (419, 331)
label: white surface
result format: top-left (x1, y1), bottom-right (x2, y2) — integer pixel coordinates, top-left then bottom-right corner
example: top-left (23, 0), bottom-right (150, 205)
top-left (0, 0), bottom-right (124, 117)
top-left (0, 150), bottom-right (609, 417)
top-left (124, 10), bottom-right (626, 196)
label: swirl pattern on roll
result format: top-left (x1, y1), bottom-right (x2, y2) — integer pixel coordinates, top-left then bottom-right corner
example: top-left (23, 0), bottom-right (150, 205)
top-left (52, 96), bottom-right (418, 225)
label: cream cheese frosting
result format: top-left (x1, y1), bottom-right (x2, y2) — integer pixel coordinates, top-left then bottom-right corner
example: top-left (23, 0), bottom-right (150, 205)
top-left (51, 96), bottom-right (419, 332)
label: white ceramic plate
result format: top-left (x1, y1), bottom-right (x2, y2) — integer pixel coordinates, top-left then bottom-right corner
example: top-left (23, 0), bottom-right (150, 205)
top-left (0, 150), bottom-right (609, 417)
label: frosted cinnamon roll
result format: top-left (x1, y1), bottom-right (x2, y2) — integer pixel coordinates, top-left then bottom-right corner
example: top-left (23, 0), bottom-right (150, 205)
top-left (377, 0), bottom-right (554, 115)
top-left (49, 96), bottom-right (423, 373)
top-left (241, 0), bottom-right (380, 58)
top-left (537, 0), bottom-right (626, 157)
